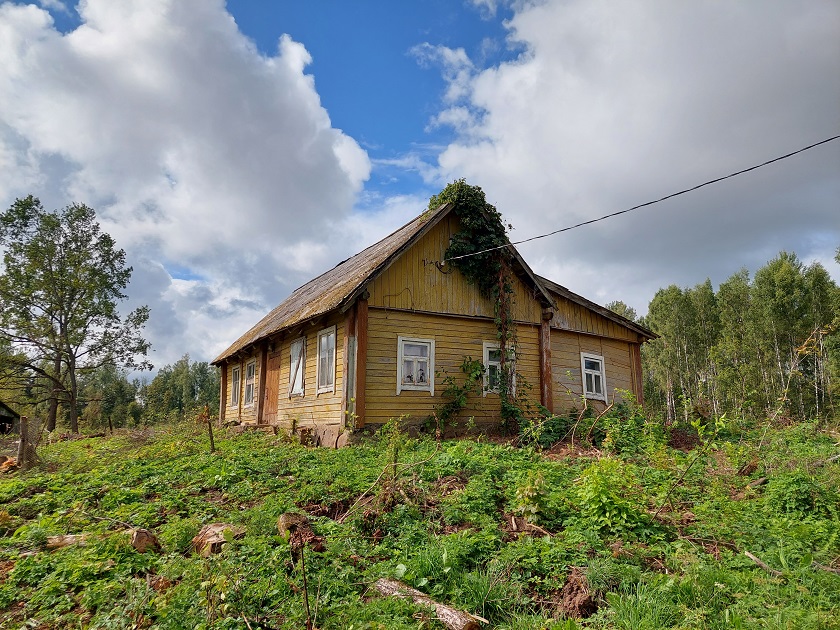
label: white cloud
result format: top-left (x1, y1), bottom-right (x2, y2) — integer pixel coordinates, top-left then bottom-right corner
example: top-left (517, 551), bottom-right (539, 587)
top-left (0, 0), bottom-right (371, 368)
top-left (427, 0), bottom-right (840, 314)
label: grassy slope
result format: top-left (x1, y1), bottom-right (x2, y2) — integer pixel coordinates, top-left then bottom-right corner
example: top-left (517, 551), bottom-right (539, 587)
top-left (0, 417), bottom-right (838, 629)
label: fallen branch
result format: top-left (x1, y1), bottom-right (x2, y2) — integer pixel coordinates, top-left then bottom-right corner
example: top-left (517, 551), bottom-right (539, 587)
top-left (744, 550), bottom-right (784, 578)
top-left (812, 561), bottom-right (840, 575)
top-left (374, 578), bottom-right (486, 630)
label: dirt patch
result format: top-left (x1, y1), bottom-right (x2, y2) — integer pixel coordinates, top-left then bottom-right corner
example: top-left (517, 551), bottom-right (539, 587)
top-left (301, 499), bottom-right (349, 520)
top-left (557, 566), bottom-right (597, 619)
top-left (543, 441), bottom-right (602, 460)
top-left (668, 425), bottom-right (700, 451)
top-left (0, 559), bottom-right (15, 583)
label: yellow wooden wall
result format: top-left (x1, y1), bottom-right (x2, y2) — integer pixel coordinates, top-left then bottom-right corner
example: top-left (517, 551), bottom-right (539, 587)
top-left (223, 353), bottom-right (260, 424)
top-left (364, 308), bottom-right (541, 427)
top-left (549, 296), bottom-right (640, 342)
top-left (550, 329), bottom-right (636, 412)
top-left (269, 311), bottom-right (345, 430)
top-left (367, 214), bottom-right (543, 324)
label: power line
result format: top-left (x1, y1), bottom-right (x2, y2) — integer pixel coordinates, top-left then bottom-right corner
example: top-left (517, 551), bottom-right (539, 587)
top-left (444, 133), bottom-right (840, 263)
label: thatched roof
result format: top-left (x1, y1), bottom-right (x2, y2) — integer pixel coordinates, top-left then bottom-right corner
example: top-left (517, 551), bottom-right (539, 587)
top-left (213, 203), bottom-right (456, 363)
top-left (213, 203), bottom-right (652, 364)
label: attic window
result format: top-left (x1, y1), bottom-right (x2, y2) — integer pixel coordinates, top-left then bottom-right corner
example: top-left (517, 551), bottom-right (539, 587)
top-left (397, 336), bottom-right (434, 395)
top-left (316, 326), bottom-right (336, 394)
top-left (581, 352), bottom-right (606, 401)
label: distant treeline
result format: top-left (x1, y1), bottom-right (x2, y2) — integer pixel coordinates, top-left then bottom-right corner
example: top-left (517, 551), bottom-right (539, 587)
top-left (622, 250), bottom-right (839, 423)
top-left (0, 354), bottom-right (220, 431)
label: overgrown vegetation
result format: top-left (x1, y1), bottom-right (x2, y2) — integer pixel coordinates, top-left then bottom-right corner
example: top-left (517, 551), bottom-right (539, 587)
top-left (431, 180), bottom-right (523, 431)
top-left (1, 411), bottom-right (837, 628)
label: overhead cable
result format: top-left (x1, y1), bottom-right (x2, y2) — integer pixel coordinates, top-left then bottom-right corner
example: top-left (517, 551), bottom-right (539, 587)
top-left (443, 133), bottom-right (840, 263)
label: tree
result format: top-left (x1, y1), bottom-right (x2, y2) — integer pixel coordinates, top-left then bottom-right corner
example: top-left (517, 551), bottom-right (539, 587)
top-left (605, 300), bottom-right (638, 323)
top-left (139, 354), bottom-right (220, 422)
top-left (0, 196), bottom-right (151, 432)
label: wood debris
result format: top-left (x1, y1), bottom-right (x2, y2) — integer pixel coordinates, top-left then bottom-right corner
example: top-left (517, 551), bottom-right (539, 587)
top-left (191, 523), bottom-right (245, 557)
top-left (374, 578), bottom-right (485, 630)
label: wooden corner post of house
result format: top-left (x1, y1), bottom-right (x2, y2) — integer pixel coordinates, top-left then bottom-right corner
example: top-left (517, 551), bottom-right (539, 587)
top-left (355, 295), bottom-right (369, 429)
top-left (540, 308), bottom-right (554, 412)
top-left (256, 342), bottom-right (268, 424)
top-left (341, 304), bottom-right (357, 428)
top-left (218, 364), bottom-right (227, 426)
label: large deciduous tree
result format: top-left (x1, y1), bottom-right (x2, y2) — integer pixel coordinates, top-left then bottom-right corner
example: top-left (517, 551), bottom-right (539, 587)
top-left (0, 196), bottom-right (151, 432)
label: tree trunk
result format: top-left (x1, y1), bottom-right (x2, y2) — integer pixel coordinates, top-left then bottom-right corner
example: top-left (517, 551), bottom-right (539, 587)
top-left (47, 353), bottom-right (62, 432)
top-left (16, 416), bottom-right (38, 471)
top-left (374, 578), bottom-right (482, 630)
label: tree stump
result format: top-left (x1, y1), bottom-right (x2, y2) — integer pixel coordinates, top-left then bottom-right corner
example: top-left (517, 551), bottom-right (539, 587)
top-left (16, 416), bottom-right (38, 471)
top-left (191, 523), bottom-right (245, 557)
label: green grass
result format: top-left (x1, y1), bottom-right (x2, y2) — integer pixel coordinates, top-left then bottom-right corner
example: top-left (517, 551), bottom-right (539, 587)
top-left (0, 417), bottom-right (838, 628)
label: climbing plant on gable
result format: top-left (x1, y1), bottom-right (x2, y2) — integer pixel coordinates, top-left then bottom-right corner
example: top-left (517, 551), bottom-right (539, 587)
top-left (429, 180), bottom-right (523, 430)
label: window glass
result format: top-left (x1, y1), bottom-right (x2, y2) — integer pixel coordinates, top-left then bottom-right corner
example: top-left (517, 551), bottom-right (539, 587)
top-left (244, 360), bottom-right (256, 405)
top-left (397, 337), bottom-right (434, 393)
top-left (483, 343), bottom-right (513, 395)
top-left (231, 366), bottom-right (241, 406)
top-left (290, 338), bottom-right (305, 396)
top-left (317, 327), bottom-right (336, 393)
top-left (581, 353), bottom-right (606, 400)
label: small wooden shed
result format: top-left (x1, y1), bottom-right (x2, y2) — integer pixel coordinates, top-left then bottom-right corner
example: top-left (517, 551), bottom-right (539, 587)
top-left (0, 400), bottom-right (20, 434)
top-left (212, 203), bottom-right (654, 443)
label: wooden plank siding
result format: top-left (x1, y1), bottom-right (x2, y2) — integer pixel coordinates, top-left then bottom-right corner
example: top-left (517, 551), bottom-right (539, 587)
top-left (549, 295), bottom-right (639, 343)
top-left (270, 311), bottom-right (346, 430)
top-left (550, 329), bottom-right (637, 412)
top-left (367, 214), bottom-right (543, 325)
top-left (364, 308), bottom-right (542, 427)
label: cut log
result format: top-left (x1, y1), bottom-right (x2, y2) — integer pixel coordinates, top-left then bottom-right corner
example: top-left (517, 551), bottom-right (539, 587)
top-left (46, 534), bottom-right (88, 549)
top-left (191, 523), bottom-right (245, 557)
top-left (374, 578), bottom-right (485, 630)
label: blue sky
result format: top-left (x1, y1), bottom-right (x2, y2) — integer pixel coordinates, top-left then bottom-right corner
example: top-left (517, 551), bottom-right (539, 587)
top-left (0, 0), bottom-right (838, 371)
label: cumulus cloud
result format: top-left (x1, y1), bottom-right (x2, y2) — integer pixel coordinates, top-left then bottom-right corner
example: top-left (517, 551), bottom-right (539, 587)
top-left (424, 0), bottom-right (840, 312)
top-left (0, 0), bottom-right (370, 366)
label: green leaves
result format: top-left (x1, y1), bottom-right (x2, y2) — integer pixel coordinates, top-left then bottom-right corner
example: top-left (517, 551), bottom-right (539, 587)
top-left (0, 196), bottom-right (150, 431)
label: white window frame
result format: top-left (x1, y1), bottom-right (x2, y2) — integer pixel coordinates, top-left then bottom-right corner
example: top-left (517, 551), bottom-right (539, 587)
top-left (316, 326), bottom-right (336, 395)
top-left (483, 342), bottom-right (515, 396)
top-left (581, 352), bottom-right (606, 401)
top-left (289, 337), bottom-right (306, 397)
top-left (397, 336), bottom-right (435, 395)
top-left (230, 365), bottom-right (241, 407)
top-left (244, 359), bottom-right (256, 406)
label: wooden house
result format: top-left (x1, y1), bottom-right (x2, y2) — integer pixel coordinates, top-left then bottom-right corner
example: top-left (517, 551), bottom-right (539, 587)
top-left (212, 203), bottom-right (654, 444)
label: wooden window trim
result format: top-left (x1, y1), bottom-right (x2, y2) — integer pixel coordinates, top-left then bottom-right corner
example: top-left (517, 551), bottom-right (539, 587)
top-left (397, 336), bottom-right (435, 395)
top-left (289, 337), bottom-right (306, 398)
top-left (581, 352), bottom-right (606, 401)
top-left (244, 359), bottom-right (256, 407)
top-left (230, 365), bottom-right (241, 407)
top-left (316, 326), bottom-right (336, 395)
top-left (483, 342), bottom-right (515, 397)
